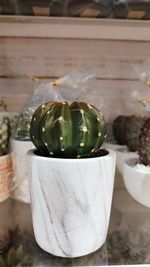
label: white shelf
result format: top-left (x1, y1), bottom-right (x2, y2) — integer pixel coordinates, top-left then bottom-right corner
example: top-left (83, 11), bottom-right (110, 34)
top-left (0, 15), bottom-right (150, 41)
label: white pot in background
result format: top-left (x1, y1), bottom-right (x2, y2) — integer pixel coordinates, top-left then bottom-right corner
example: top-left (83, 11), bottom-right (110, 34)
top-left (123, 157), bottom-right (150, 208)
top-left (11, 138), bottom-right (34, 203)
top-left (116, 147), bottom-right (138, 175)
top-left (103, 141), bottom-right (126, 151)
top-left (28, 149), bottom-right (116, 258)
top-left (0, 154), bottom-right (12, 203)
top-left (103, 142), bottom-right (137, 175)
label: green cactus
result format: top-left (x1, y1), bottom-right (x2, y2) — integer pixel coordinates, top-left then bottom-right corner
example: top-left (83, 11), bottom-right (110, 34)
top-left (0, 245), bottom-right (32, 267)
top-left (0, 227), bottom-right (33, 267)
top-left (138, 118), bottom-right (150, 166)
top-left (0, 115), bottom-right (10, 156)
top-left (125, 116), bottom-right (147, 152)
top-left (30, 101), bottom-right (107, 158)
top-left (15, 110), bottom-right (34, 140)
top-left (0, 99), bottom-right (18, 155)
top-left (112, 115), bottom-right (127, 145)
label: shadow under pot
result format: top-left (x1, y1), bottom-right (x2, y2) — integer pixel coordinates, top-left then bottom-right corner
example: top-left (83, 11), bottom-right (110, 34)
top-left (28, 149), bottom-right (116, 258)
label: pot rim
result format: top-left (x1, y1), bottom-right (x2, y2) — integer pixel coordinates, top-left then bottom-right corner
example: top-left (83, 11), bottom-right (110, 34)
top-left (28, 149), bottom-right (116, 162)
top-left (123, 157), bottom-right (150, 174)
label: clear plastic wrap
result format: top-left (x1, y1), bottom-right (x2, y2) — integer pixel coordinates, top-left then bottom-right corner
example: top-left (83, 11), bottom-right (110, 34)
top-left (11, 70), bottom-right (97, 203)
top-left (11, 79), bottom-right (63, 203)
top-left (123, 59), bottom-right (150, 115)
top-left (113, 0), bottom-right (150, 19)
top-left (14, 80), bottom-right (63, 141)
top-left (66, 0), bottom-right (112, 18)
top-left (133, 58), bottom-right (150, 112)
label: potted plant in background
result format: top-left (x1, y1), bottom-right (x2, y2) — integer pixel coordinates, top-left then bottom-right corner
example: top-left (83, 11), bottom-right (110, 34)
top-left (66, 0), bottom-right (112, 18)
top-left (104, 115), bottom-right (147, 174)
top-left (28, 100), bottom-right (116, 258)
top-left (10, 106), bottom-right (35, 204)
top-left (0, 100), bottom-right (18, 203)
top-left (123, 117), bottom-right (150, 208)
top-left (111, 115), bottom-right (146, 175)
top-left (18, 0), bottom-right (64, 16)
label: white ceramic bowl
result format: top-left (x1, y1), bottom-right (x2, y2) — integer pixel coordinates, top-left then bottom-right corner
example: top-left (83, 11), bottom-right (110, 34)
top-left (123, 158), bottom-right (150, 208)
top-left (103, 141), bottom-right (126, 151)
top-left (103, 142), bottom-right (138, 175)
top-left (116, 147), bottom-right (138, 175)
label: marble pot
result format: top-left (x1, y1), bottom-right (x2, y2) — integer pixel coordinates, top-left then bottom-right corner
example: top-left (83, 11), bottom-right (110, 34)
top-left (28, 149), bottom-right (116, 258)
top-left (123, 158), bottom-right (150, 208)
top-left (10, 138), bottom-right (34, 203)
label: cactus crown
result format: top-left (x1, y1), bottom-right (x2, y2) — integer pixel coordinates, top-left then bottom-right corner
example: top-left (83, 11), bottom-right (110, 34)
top-left (138, 118), bottom-right (150, 166)
top-left (30, 101), bottom-right (107, 158)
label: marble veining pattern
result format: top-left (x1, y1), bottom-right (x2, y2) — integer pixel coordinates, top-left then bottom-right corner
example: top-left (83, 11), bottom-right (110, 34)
top-left (28, 150), bottom-right (116, 257)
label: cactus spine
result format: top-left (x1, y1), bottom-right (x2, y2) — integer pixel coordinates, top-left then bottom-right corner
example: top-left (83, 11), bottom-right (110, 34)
top-left (30, 101), bottom-right (106, 158)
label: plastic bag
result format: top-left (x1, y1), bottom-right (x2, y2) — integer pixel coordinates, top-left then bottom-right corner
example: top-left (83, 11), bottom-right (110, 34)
top-left (11, 70), bottom-right (97, 203)
top-left (14, 80), bottom-right (63, 140)
top-left (132, 58), bottom-right (150, 112)
top-left (53, 69), bottom-right (96, 101)
top-left (66, 0), bottom-right (112, 18)
top-left (112, 0), bottom-right (150, 19)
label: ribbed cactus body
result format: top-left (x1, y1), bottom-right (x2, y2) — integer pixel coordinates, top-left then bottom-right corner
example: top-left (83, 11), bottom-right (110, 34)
top-left (125, 116), bottom-right (146, 152)
top-left (138, 118), bottom-right (150, 166)
top-left (30, 101), bottom-right (106, 158)
top-left (0, 115), bottom-right (10, 156)
top-left (113, 116), bottom-right (127, 145)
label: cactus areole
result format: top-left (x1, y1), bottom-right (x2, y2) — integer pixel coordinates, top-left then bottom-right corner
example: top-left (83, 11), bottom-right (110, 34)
top-left (30, 101), bottom-right (107, 158)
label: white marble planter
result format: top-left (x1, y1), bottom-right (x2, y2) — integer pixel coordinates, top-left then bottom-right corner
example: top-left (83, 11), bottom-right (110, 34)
top-left (28, 149), bottom-right (116, 258)
top-left (10, 138), bottom-right (34, 203)
top-left (123, 158), bottom-right (150, 208)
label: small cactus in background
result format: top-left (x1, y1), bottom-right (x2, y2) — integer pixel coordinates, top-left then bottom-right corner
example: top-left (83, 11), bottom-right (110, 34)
top-left (125, 116), bottom-right (147, 152)
top-left (0, 100), bottom-right (10, 156)
top-left (0, 245), bottom-right (32, 267)
top-left (15, 110), bottom-right (33, 140)
top-left (0, 100), bottom-right (18, 156)
top-left (30, 101), bottom-right (107, 158)
top-left (112, 115), bottom-right (127, 145)
top-left (0, 227), bottom-right (33, 267)
top-left (138, 118), bottom-right (150, 166)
